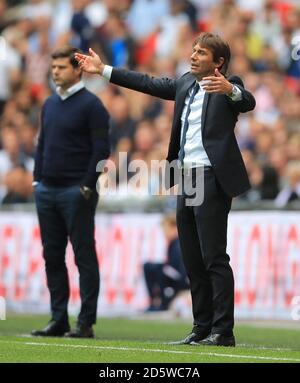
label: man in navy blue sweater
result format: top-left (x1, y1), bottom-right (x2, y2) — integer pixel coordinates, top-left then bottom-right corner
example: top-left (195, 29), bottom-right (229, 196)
top-left (31, 46), bottom-right (110, 338)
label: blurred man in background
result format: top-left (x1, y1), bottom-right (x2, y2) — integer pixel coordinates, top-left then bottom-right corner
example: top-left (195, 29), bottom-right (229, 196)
top-left (143, 213), bottom-right (189, 312)
top-left (31, 46), bottom-right (110, 338)
top-left (275, 160), bottom-right (300, 207)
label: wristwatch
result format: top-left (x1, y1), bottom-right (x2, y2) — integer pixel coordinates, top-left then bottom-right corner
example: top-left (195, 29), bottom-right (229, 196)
top-left (227, 85), bottom-right (239, 99)
top-left (80, 186), bottom-right (93, 200)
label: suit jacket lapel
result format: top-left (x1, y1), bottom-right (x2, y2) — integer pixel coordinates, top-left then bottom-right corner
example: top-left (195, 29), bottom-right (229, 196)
top-left (201, 92), bottom-right (210, 135)
top-left (168, 74), bottom-right (210, 161)
top-left (168, 76), bottom-right (196, 159)
top-left (177, 77), bottom-right (196, 114)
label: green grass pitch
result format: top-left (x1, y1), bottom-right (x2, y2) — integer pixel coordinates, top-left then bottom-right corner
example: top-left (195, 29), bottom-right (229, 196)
top-left (0, 314), bottom-right (299, 363)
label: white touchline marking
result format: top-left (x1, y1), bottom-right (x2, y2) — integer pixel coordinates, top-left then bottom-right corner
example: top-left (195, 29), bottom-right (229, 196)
top-left (0, 340), bottom-right (299, 362)
top-left (237, 343), bottom-right (294, 351)
top-left (17, 335), bottom-right (296, 351)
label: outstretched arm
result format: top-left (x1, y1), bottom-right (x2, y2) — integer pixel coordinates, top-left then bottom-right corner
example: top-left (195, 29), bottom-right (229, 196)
top-left (75, 49), bottom-right (176, 101)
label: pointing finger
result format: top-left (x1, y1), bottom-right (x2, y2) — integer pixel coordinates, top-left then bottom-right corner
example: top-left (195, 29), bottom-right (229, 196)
top-left (89, 48), bottom-right (97, 57)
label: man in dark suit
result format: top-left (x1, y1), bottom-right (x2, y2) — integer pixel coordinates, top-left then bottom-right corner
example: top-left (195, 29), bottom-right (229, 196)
top-left (31, 46), bottom-right (110, 338)
top-left (75, 32), bottom-right (255, 346)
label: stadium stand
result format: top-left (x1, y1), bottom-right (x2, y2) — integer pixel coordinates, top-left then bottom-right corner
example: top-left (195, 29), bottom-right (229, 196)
top-left (0, 0), bottom-right (299, 206)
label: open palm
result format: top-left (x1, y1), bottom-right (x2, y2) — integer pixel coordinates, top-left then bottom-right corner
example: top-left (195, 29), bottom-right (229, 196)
top-left (75, 48), bottom-right (104, 75)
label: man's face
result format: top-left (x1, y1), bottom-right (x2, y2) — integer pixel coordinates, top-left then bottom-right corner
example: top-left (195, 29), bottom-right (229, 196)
top-left (190, 44), bottom-right (222, 79)
top-left (51, 57), bottom-right (81, 90)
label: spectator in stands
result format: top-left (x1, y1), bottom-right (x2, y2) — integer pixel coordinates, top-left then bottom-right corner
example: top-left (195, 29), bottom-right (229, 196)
top-left (0, 28), bottom-right (22, 115)
top-left (97, 11), bottom-right (136, 68)
top-left (71, 0), bottom-right (93, 52)
top-left (155, 0), bottom-right (192, 59)
top-left (0, 126), bottom-right (34, 202)
top-left (143, 213), bottom-right (189, 312)
top-left (0, 0), bottom-right (299, 206)
top-left (259, 165), bottom-right (280, 200)
top-left (31, 46), bottom-right (110, 339)
top-left (125, 0), bottom-right (169, 42)
top-left (275, 160), bottom-right (300, 207)
top-left (2, 166), bottom-right (33, 204)
top-left (18, 121), bottom-right (37, 159)
top-left (109, 94), bottom-right (136, 151)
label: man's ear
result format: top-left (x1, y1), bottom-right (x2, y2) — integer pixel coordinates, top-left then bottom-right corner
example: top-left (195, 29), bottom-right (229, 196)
top-left (215, 56), bottom-right (224, 71)
top-left (75, 66), bottom-right (82, 78)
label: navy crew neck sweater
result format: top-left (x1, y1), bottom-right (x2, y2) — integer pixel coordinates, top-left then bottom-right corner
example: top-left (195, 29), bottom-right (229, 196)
top-left (33, 88), bottom-right (110, 189)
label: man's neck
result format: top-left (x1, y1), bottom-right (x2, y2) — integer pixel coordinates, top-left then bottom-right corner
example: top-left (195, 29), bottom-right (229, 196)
top-left (56, 80), bottom-right (85, 100)
top-left (196, 71), bottom-right (215, 82)
top-left (59, 80), bottom-right (80, 92)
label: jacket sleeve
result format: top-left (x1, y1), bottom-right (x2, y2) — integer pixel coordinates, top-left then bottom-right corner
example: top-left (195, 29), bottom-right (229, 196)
top-left (227, 75), bottom-right (256, 113)
top-left (110, 68), bottom-right (176, 101)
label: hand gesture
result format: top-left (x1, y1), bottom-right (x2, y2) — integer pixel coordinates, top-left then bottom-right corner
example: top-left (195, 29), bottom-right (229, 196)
top-left (202, 68), bottom-right (233, 95)
top-left (75, 48), bottom-right (105, 75)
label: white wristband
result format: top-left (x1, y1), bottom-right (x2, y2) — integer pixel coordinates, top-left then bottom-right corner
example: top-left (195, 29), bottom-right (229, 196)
top-left (102, 65), bottom-right (113, 80)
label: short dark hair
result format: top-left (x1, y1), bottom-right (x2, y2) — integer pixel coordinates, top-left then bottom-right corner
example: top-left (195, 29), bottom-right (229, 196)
top-left (193, 32), bottom-right (231, 75)
top-left (51, 46), bottom-right (83, 68)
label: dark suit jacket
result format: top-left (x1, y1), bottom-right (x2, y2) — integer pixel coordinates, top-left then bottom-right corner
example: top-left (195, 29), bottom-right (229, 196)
top-left (110, 69), bottom-right (256, 197)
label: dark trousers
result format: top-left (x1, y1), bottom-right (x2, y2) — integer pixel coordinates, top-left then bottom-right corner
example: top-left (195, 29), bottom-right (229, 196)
top-left (34, 182), bottom-right (99, 326)
top-left (176, 167), bottom-right (234, 336)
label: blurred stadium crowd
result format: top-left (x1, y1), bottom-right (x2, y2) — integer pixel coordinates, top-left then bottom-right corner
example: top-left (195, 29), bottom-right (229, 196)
top-left (0, 0), bottom-right (300, 206)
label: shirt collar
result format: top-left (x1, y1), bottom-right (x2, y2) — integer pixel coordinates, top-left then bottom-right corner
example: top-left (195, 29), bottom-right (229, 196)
top-left (198, 80), bottom-right (207, 92)
top-left (56, 80), bottom-right (85, 100)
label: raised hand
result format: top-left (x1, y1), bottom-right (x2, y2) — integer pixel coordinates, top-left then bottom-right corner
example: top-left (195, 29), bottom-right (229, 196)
top-left (74, 48), bottom-right (105, 75)
top-left (202, 68), bottom-right (233, 95)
